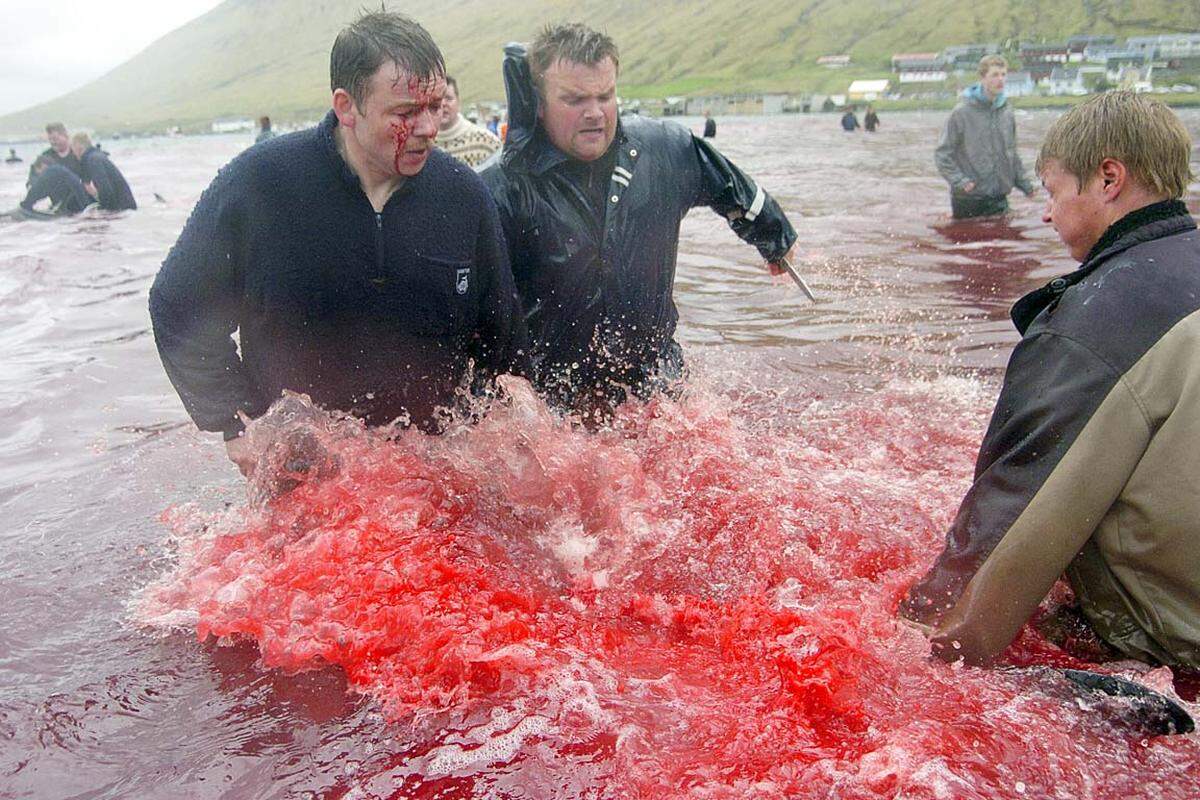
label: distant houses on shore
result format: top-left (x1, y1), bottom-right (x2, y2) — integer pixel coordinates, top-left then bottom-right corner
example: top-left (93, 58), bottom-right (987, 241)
top-left (184, 31), bottom-right (1199, 136)
top-left (890, 32), bottom-right (1198, 99)
top-left (625, 30), bottom-right (1200, 119)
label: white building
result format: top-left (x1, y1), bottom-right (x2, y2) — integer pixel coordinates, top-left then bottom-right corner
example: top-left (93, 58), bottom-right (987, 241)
top-left (1005, 71), bottom-right (1036, 97)
top-left (847, 79), bottom-right (890, 101)
top-left (1127, 34), bottom-right (1200, 58)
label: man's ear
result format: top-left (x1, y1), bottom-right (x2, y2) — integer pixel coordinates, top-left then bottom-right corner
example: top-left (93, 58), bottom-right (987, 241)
top-left (332, 89), bottom-right (357, 129)
top-left (1097, 157), bottom-right (1128, 201)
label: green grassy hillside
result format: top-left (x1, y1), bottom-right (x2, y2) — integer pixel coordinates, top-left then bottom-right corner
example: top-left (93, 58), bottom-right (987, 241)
top-left (1, 0), bottom-right (1194, 134)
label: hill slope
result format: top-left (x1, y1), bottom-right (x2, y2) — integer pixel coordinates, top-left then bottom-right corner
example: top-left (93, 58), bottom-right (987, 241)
top-left (1, 0), bottom-right (1194, 134)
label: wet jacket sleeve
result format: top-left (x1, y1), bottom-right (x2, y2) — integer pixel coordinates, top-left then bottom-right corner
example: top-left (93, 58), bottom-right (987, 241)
top-left (900, 330), bottom-right (1148, 664)
top-left (690, 135), bottom-right (797, 262)
top-left (20, 173), bottom-right (52, 211)
top-left (471, 196), bottom-right (531, 382)
top-left (934, 109), bottom-right (970, 191)
top-left (148, 168), bottom-right (261, 439)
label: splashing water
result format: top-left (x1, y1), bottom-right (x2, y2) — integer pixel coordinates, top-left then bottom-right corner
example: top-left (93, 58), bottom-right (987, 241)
top-left (136, 377), bottom-right (1199, 798)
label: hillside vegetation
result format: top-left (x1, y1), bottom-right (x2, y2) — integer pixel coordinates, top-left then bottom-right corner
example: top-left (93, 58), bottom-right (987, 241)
top-left (1, 0), bottom-right (1194, 134)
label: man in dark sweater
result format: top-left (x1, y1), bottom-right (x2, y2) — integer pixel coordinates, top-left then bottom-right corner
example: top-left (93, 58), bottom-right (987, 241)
top-left (26, 122), bottom-right (83, 189)
top-left (150, 11), bottom-right (528, 475)
top-left (20, 154), bottom-right (95, 216)
top-left (901, 92), bottom-right (1200, 671)
top-left (71, 133), bottom-right (136, 211)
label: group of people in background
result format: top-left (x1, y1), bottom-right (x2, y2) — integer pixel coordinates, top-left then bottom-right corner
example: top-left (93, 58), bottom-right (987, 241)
top-left (840, 105), bottom-right (880, 132)
top-left (12, 122), bottom-right (136, 217)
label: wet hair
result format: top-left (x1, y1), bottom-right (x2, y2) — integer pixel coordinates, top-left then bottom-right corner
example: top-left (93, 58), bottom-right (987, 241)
top-left (70, 132), bottom-right (92, 150)
top-left (1036, 91), bottom-right (1192, 198)
top-left (330, 11), bottom-right (445, 108)
top-left (527, 22), bottom-right (619, 93)
top-left (45, 122), bottom-right (67, 136)
top-left (259, 116), bottom-right (271, 130)
top-left (445, 75), bottom-right (458, 95)
top-left (978, 54), bottom-right (1007, 76)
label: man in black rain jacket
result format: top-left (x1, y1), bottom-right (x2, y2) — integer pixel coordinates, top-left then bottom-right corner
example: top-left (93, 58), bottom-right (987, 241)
top-left (482, 24), bottom-right (798, 417)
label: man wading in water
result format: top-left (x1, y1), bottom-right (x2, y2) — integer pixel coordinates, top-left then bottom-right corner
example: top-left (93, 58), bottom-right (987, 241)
top-left (935, 54), bottom-right (1036, 219)
top-left (902, 92), bottom-right (1200, 687)
top-left (150, 11), bottom-right (528, 475)
top-left (482, 23), bottom-right (799, 422)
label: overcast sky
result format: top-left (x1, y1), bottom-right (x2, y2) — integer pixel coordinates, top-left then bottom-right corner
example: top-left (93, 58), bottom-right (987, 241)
top-left (0, 0), bottom-right (224, 116)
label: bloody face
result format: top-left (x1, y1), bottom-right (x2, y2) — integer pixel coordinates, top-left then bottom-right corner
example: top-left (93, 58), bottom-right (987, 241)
top-left (345, 64), bottom-right (445, 179)
top-left (537, 57), bottom-right (618, 163)
top-left (1040, 159), bottom-right (1109, 262)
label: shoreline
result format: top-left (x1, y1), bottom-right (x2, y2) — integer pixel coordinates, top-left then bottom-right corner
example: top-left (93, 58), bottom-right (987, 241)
top-left (3, 93), bottom-right (1198, 141)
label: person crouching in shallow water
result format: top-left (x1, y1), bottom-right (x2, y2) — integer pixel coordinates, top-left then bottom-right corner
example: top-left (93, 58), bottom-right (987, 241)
top-left (149, 11), bottom-right (529, 477)
top-left (71, 132), bottom-right (136, 211)
top-left (20, 153), bottom-right (94, 216)
top-left (900, 91), bottom-right (1200, 675)
top-left (935, 54), bottom-right (1035, 219)
top-left (482, 23), bottom-right (798, 422)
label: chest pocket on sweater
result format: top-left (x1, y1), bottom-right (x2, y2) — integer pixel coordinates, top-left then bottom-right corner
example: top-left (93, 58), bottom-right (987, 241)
top-left (375, 253), bottom-right (480, 336)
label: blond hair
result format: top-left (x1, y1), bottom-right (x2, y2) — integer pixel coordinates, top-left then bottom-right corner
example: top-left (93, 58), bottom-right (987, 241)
top-left (978, 54), bottom-right (1007, 75)
top-left (1036, 91), bottom-right (1192, 198)
top-left (70, 132), bottom-right (93, 150)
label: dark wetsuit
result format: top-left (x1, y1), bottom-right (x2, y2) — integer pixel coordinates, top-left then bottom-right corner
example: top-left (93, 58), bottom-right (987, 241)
top-left (79, 147), bottom-right (136, 211)
top-left (20, 165), bottom-right (95, 216)
top-left (26, 148), bottom-right (82, 188)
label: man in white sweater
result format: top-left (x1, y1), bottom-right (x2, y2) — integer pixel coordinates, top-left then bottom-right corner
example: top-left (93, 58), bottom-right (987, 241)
top-left (437, 75), bottom-right (502, 168)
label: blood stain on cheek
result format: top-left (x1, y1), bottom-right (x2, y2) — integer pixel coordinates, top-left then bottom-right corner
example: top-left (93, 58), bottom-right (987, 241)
top-left (388, 76), bottom-right (443, 173)
top-left (391, 119), bottom-right (413, 173)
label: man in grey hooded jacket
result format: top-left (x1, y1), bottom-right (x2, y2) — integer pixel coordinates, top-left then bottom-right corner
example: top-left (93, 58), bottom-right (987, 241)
top-left (935, 55), bottom-right (1035, 219)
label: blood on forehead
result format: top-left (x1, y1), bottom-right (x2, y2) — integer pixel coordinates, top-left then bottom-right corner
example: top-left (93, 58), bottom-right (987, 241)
top-left (382, 64), bottom-right (445, 103)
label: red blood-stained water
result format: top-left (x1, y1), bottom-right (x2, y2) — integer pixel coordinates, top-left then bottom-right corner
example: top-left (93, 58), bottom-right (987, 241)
top-left (138, 379), bottom-right (1200, 798)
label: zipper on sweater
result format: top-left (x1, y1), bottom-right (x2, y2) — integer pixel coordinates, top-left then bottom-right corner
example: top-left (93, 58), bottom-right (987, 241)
top-left (372, 212), bottom-right (385, 282)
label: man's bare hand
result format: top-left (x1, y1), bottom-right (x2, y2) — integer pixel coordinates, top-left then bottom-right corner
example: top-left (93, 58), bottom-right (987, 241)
top-left (84, 181), bottom-right (98, 199)
top-left (225, 435), bottom-right (256, 477)
top-left (962, 180), bottom-right (976, 194)
top-left (767, 243), bottom-right (798, 276)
